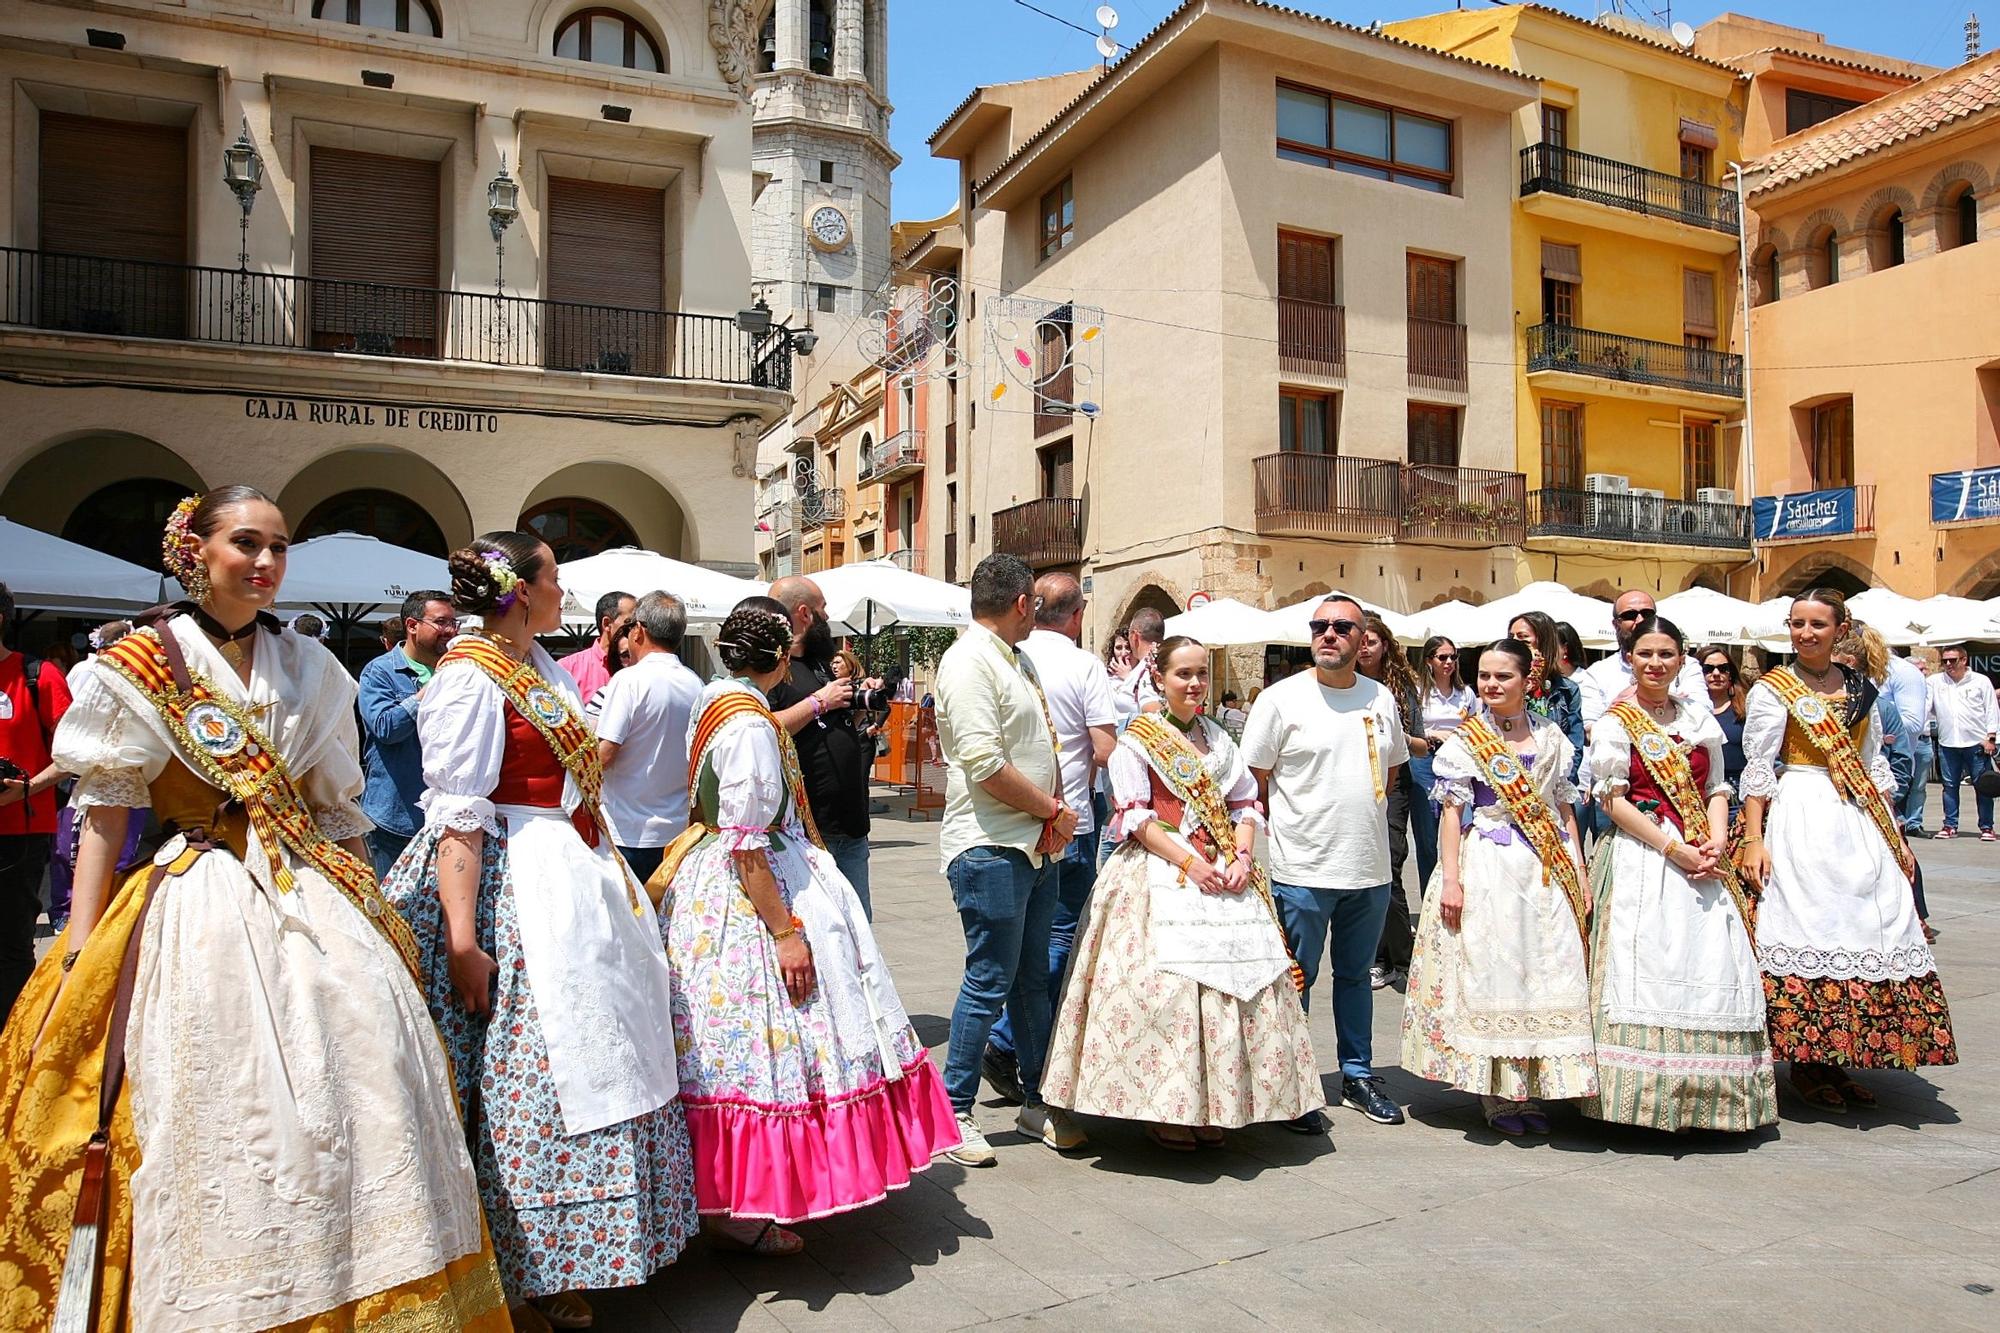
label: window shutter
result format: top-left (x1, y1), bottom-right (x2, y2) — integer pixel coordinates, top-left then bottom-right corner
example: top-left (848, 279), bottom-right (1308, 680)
top-left (1279, 232), bottom-right (1334, 303)
top-left (1407, 255), bottom-right (1456, 322)
top-left (309, 148), bottom-right (441, 354)
top-left (39, 113), bottom-right (188, 263)
top-left (1682, 269), bottom-right (1718, 337)
top-left (1677, 119), bottom-right (1719, 149)
top-left (1540, 241), bottom-right (1583, 284)
top-left (545, 176), bottom-right (667, 373)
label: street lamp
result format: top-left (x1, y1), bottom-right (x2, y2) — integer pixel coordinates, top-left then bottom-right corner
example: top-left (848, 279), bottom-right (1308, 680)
top-left (222, 118), bottom-right (263, 270)
top-left (735, 294), bottom-right (818, 384)
top-left (487, 154), bottom-right (520, 292)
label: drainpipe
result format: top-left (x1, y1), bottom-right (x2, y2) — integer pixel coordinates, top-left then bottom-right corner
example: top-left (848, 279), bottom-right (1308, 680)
top-left (1729, 160), bottom-right (1759, 598)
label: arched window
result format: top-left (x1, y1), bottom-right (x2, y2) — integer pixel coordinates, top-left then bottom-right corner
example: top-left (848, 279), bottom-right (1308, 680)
top-left (554, 8), bottom-right (666, 73)
top-left (313, 0), bottom-right (441, 37)
top-left (809, 0), bottom-right (836, 75)
top-left (298, 488), bottom-right (448, 556)
top-left (63, 478), bottom-right (190, 571)
top-left (1872, 207), bottom-right (1905, 270)
top-left (1811, 227), bottom-right (1840, 287)
top-left (1766, 246), bottom-right (1782, 304)
top-left (1947, 185), bottom-right (1980, 249)
top-left (521, 497), bottom-right (638, 563)
top-left (1751, 244), bottom-right (1780, 306)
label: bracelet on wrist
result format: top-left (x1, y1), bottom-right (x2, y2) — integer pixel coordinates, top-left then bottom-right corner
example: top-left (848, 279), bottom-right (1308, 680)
top-left (770, 912), bottom-right (805, 942)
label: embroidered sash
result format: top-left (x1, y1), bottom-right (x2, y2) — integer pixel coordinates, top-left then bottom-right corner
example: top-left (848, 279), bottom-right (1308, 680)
top-left (1452, 716), bottom-right (1588, 948)
top-left (1761, 667), bottom-right (1907, 863)
top-left (1126, 714), bottom-right (1304, 993)
top-left (97, 629), bottom-right (419, 977)
top-left (1609, 701), bottom-right (1757, 945)
top-left (439, 637), bottom-right (642, 914)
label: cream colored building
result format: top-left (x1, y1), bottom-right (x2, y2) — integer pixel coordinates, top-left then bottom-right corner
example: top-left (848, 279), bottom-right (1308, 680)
top-left (0, 0), bottom-right (794, 578)
top-left (927, 0), bottom-right (1536, 660)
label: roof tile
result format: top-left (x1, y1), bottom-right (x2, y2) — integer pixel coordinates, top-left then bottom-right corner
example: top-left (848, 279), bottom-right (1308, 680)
top-left (1748, 52), bottom-right (2000, 193)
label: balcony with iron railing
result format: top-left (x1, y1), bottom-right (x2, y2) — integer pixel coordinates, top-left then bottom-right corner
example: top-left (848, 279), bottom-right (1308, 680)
top-left (993, 497), bottom-right (1083, 568)
top-left (1407, 317), bottom-right (1468, 395)
top-left (1528, 489), bottom-right (1753, 550)
top-left (0, 247), bottom-right (791, 390)
top-left (1279, 297), bottom-right (1346, 378)
top-left (1519, 144), bottom-right (1740, 244)
top-left (888, 546), bottom-right (925, 573)
top-left (860, 428), bottom-right (924, 485)
top-left (1525, 323), bottom-right (1742, 400)
top-left (1253, 453), bottom-right (1525, 546)
top-left (800, 487), bottom-right (847, 530)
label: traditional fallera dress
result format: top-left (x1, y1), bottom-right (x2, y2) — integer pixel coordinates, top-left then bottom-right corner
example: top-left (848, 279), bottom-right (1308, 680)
top-left (1583, 698), bottom-right (1777, 1131)
top-left (0, 615), bottom-right (506, 1332)
top-left (657, 680), bottom-right (957, 1223)
top-left (1402, 715), bottom-right (1597, 1103)
top-left (1041, 714), bottom-right (1323, 1128)
top-left (381, 634), bottom-right (698, 1301)
top-left (1743, 668), bottom-right (1955, 1071)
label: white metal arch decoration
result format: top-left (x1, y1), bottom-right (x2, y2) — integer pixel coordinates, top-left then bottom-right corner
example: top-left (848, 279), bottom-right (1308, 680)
top-left (980, 294), bottom-right (1106, 417)
top-left (860, 274), bottom-right (961, 382)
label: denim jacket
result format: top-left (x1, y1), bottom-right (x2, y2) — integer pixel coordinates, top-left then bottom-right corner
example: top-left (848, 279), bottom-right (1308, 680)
top-left (357, 647), bottom-right (428, 837)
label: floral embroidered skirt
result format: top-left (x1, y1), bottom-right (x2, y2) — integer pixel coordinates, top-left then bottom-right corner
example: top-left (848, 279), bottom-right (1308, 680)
top-left (1581, 845), bottom-right (1778, 1132)
top-left (1041, 844), bottom-right (1324, 1128)
top-left (386, 829), bottom-right (699, 1302)
top-left (1400, 832), bottom-right (1597, 1104)
top-left (662, 836), bottom-right (957, 1224)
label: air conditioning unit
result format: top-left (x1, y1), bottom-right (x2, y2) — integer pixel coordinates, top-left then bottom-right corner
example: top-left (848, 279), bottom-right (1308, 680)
top-left (1695, 487), bottom-right (1738, 506)
top-left (1585, 473), bottom-right (1631, 494)
top-left (1629, 487), bottom-right (1666, 531)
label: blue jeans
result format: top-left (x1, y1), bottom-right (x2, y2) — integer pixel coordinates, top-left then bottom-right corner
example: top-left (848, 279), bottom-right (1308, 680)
top-left (366, 829), bottom-right (413, 880)
top-left (1938, 744), bottom-right (1995, 832)
top-left (943, 845), bottom-right (1059, 1113)
top-left (824, 832), bottom-right (871, 918)
top-left (1901, 740), bottom-right (1932, 831)
top-left (988, 824), bottom-right (1101, 1059)
top-left (1274, 879), bottom-right (1392, 1080)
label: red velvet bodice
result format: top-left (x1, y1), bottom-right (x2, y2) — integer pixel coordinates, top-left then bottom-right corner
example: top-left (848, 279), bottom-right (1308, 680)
top-left (1627, 737), bottom-right (1710, 835)
top-left (489, 704), bottom-right (598, 845)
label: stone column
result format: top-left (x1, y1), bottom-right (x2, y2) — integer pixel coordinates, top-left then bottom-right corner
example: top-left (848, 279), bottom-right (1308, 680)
top-left (774, 0), bottom-right (805, 73)
top-left (835, 0), bottom-right (865, 80)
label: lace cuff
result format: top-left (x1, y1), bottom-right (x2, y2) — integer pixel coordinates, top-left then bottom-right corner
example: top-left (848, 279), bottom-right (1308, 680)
top-left (1589, 775), bottom-right (1631, 802)
top-left (1867, 753), bottom-right (1898, 797)
top-left (1737, 760), bottom-right (1779, 801)
top-left (1551, 773), bottom-right (1581, 809)
top-left (1430, 776), bottom-right (1476, 809)
top-left (72, 766), bottom-right (150, 811)
top-left (1228, 801), bottom-right (1266, 833)
top-left (421, 792), bottom-right (501, 837)
top-left (314, 804), bottom-right (374, 842)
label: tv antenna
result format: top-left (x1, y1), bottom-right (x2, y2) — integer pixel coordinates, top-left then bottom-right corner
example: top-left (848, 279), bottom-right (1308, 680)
top-left (1096, 7), bottom-right (1120, 64)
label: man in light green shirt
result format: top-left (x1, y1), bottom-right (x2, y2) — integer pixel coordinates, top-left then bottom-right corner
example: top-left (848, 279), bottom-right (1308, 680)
top-left (934, 555), bottom-right (1084, 1166)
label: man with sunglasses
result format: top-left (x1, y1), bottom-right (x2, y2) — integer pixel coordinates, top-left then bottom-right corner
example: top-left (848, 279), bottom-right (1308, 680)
top-left (1927, 645), bottom-right (1999, 840)
top-left (1240, 595), bottom-right (1410, 1130)
top-left (1576, 589), bottom-right (1705, 737)
top-left (357, 589), bottom-right (456, 877)
top-left (1879, 646), bottom-right (1934, 837)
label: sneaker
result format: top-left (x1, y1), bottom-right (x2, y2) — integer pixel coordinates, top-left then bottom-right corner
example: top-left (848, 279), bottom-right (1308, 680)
top-left (1341, 1075), bottom-right (1406, 1126)
top-left (1936, 827), bottom-right (1957, 840)
top-left (1983, 830), bottom-right (1996, 842)
top-left (1369, 965), bottom-right (1394, 991)
top-left (1016, 1103), bottom-right (1088, 1151)
top-left (944, 1112), bottom-right (996, 1167)
top-left (1283, 1109), bottom-right (1329, 1135)
top-left (981, 1045), bottom-right (1022, 1103)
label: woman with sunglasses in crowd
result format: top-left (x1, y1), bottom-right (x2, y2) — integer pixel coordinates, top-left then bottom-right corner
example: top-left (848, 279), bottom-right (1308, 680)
top-left (1360, 616), bottom-right (1432, 991)
top-left (1698, 645), bottom-right (1748, 803)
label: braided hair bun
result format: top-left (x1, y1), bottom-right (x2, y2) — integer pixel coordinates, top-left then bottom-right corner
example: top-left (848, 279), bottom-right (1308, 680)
top-left (716, 602), bottom-right (793, 674)
top-left (447, 530), bottom-right (545, 616)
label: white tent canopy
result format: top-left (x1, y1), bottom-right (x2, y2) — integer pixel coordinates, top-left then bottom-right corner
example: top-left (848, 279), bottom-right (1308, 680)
top-left (1164, 597), bottom-right (1283, 645)
top-left (1262, 594), bottom-right (1423, 646)
top-left (0, 517), bottom-right (167, 616)
top-left (1656, 587), bottom-right (1770, 645)
top-left (273, 532), bottom-right (452, 619)
top-left (557, 547), bottom-right (767, 625)
top-left (807, 560), bottom-right (970, 636)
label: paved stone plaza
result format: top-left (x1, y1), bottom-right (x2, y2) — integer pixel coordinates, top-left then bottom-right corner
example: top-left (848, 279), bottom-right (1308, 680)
top-left (591, 791), bottom-right (1999, 1332)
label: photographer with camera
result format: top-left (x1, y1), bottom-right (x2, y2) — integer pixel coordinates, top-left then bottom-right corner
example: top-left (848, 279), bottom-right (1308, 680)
top-left (0, 582), bottom-right (75, 1020)
top-left (768, 576), bottom-right (899, 917)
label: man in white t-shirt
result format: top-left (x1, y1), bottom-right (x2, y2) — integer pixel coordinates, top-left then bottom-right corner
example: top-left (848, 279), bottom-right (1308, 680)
top-left (1240, 594), bottom-right (1409, 1132)
top-left (984, 573), bottom-right (1118, 1098)
top-left (593, 591), bottom-right (703, 881)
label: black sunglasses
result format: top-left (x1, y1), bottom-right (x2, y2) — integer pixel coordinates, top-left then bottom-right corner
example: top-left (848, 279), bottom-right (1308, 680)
top-left (1615, 609), bottom-right (1650, 623)
top-left (1702, 661), bottom-right (1736, 675)
top-left (1431, 653), bottom-right (1457, 662)
top-left (1309, 617), bottom-right (1362, 639)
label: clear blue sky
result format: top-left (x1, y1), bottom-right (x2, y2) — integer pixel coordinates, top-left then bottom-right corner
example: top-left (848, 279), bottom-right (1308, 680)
top-left (886, 0), bottom-right (1982, 219)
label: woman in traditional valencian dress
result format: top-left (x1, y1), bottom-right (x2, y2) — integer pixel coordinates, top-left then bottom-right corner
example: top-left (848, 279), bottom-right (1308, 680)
top-left (656, 600), bottom-right (956, 1256)
top-left (1042, 636), bottom-right (1322, 1150)
top-left (382, 531), bottom-right (697, 1330)
top-left (1583, 613), bottom-right (1776, 1133)
top-left (1402, 640), bottom-right (1595, 1137)
top-left (0, 488), bottom-right (507, 1332)
top-left (1740, 589), bottom-right (1955, 1113)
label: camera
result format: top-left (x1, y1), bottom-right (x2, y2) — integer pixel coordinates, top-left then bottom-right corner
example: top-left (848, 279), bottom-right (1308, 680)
top-left (0, 757), bottom-right (27, 787)
top-left (848, 670), bottom-right (903, 714)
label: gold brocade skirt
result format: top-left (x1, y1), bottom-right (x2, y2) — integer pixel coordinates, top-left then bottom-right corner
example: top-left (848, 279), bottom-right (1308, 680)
top-left (0, 860), bottom-right (510, 1333)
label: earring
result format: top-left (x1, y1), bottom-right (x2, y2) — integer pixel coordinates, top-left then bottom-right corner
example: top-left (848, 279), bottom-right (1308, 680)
top-left (184, 559), bottom-right (211, 603)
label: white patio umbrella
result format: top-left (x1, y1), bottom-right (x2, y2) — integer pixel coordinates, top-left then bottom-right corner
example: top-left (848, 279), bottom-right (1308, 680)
top-left (557, 547), bottom-right (766, 625)
top-left (1906, 595), bottom-right (2000, 645)
top-left (1846, 588), bottom-right (1933, 643)
top-left (0, 517), bottom-right (168, 616)
top-left (1657, 587), bottom-right (1768, 645)
top-left (1263, 594), bottom-right (1422, 646)
top-left (1164, 597), bottom-right (1281, 645)
top-left (1476, 581), bottom-right (1618, 649)
top-left (808, 560), bottom-right (970, 637)
top-left (273, 532), bottom-right (451, 617)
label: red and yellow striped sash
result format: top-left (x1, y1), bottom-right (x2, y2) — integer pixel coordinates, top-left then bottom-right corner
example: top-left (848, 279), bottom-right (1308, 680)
top-left (1609, 701), bottom-right (1756, 945)
top-left (1454, 715), bottom-right (1588, 948)
top-left (687, 688), bottom-right (823, 850)
top-left (1761, 667), bottom-right (1906, 861)
top-left (97, 630), bottom-right (419, 977)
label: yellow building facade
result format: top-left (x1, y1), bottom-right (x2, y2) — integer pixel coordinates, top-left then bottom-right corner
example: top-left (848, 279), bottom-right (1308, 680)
top-left (1387, 5), bottom-right (1754, 600)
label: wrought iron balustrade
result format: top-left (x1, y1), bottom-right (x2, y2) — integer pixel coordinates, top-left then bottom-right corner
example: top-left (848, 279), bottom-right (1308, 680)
top-left (860, 428), bottom-right (924, 484)
top-left (1407, 317), bottom-right (1468, 394)
top-left (992, 497), bottom-right (1083, 568)
top-left (1526, 323), bottom-right (1742, 398)
top-left (1520, 143), bottom-right (1739, 235)
top-left (1253, 453), bottom-right (1525, 546)
top-left (1279, 297), bottom-right (1346, 377)
top-left (1528, 488), bottom-right (1752, 549)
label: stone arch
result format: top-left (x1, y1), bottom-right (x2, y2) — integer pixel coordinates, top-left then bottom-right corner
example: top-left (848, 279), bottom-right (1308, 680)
top-left (1854, 184), bottom-right (1918, 229)
top-left (1750, 240), bottom-right (1782, 305)
top-left (517, 459), bottom-right (688, 561)
top-left (0, 432), bottom-right (206, 568)
top-left (1920, 160), bottom-right (1994, 210)
top-left (1679, 565), bottom-right (1733, 592)
top-left (1571, 577), bottom-right (1624, 602)
top-left (1109, 579), bottom-right (1184, 639)
top-left (297, 489), bottom-right (450, 556)
top-left (274, 446), bottom-right (473, 553)
top-left (1793, 205), bottom-right (1849, 239)
top-left (530, 1), bottom-right (686, 73)
top-left (1947, 546), bottom-right (2000, 599)
top-left (1771, 552), bottom-right (1875, 598)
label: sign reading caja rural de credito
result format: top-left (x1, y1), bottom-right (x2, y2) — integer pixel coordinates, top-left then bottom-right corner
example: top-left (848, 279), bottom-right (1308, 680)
top-left (1932, 467), bottom-right (2000, 526)
top-left (1751, 488), bottom-right (1857, 541)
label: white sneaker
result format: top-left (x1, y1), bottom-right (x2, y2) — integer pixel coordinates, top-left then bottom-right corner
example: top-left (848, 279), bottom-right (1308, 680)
top-left (944, 1112), bottom-right (996, 1167)
top-left (1017, 1103), bottom-right (1088, 1151)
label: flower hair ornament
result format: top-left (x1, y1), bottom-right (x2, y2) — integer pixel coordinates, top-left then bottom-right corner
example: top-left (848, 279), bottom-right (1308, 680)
top-left (481, 549), bottom-right (523, 614)
top-left (162, 493), bottom-right (208, 601)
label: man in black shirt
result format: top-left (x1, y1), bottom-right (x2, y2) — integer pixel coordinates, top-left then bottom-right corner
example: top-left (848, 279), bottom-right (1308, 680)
top-left (768, 575), bottom-right (882, 915)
